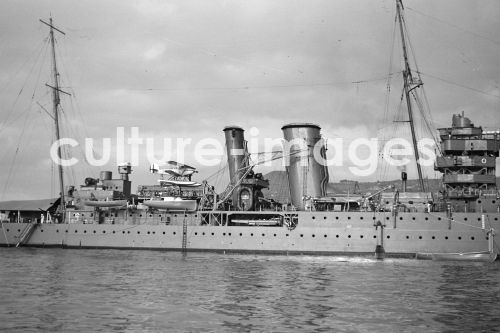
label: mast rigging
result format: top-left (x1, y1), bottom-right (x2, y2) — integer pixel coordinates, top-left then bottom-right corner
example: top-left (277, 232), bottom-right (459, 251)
top-left (395, 0), bottom-right (426, 192)
top-left (40, 17), bottom-right (70, 223)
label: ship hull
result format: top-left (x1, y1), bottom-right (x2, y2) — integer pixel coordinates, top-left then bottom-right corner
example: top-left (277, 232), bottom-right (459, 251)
top-left (2, 211), bottom-right (499, 259)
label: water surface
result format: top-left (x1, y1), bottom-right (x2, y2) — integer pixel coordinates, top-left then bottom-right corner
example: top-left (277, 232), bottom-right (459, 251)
top-left (0, 248), bottom-right (498, 332)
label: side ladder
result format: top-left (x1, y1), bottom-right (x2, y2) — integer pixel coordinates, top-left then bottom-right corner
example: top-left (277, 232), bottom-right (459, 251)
top-left (182, 214), bottom-right (188, 252)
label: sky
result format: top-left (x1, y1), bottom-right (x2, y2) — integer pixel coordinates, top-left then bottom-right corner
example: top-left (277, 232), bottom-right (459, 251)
top-left (0, 0), bottom-right (499, 199)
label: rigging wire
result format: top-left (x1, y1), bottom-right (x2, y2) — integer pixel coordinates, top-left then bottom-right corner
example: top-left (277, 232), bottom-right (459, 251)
top-left (125, 73), bottom-right (397, 92)
top-left (0, 37), bottom-right (50, 137)
top-left (406, 6), bottom-right (500, 48)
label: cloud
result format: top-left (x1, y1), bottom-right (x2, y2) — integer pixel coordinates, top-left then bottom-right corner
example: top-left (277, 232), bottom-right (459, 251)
top-left (0, 0), bottom-right (499, 199)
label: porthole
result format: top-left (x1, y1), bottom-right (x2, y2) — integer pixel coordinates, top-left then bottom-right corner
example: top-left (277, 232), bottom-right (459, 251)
top-left (471, 236), bottom-right (475, 240)
top-left (149, 215), bottom-right (153, 217)
top-left (360, 216), bottom-right (364, 220)
top-left (418, 236), bottom-right (422, 240)
top-left (335, 216), bottom-right (339, 220)
top-left (93, 230), bottom-right (96, 234)
top-left (412, 217), bottom-right (416, 220)
top-left (445, 236), bottom-right (448, 240)
top-left (17, 229), bottom-right (21, 232)
top-left (438, 217), bottom-right (442, 221)
top-left (194, 232), bottom-right (198, 235)
top-left (122, 231), bottom-right (125, 234)
top-left (406, 236), bottom-right (409, 239)
top-left (262, 233), bottom-right (265, 237)
top-left (373, 235), bottom-right (376, 239)
top-left (223, 232), bottom-right (226, 236)
top-left (239, 233), bottom-right (243, 236)
top-left (360, 235), bottom-right (363, 238)
top-left (432, 236), bottom-right (435, 239)
top-left (250, 233), bottom-right (254, 236)
top-left (464, 218), bottom-right (468, 221)
top-left (458, 236), bottom-right (462, 240)
top-left (274, 234), bottom-right (277, 237)
top-left (147, 231), bottom-right (150, 234)
top-left (348, 235), bottom-right (351, 238)
top-left (211, 232), bottom-right (214, 236)
top-left (202, 232), bottom-right (205, 236)
top-left (387, 235), bottom-right (391, 239)
top-left (286, 234), bottom-right (289, 237)
top-left (75, 230), bottom-right (78, 233)
top-left (103, 230), bottom-right (106, 234)
top-left (300, 234), bottom-right (304, 237)
top-left (324, 235), bottom-right (327, 238)
top-left (137, 231), bottom-right (140, 234)
top-left (399, 217), bottom-right (403, 220)
top-left (312, 216), bottom-right (316, 220)
top-left (348, 217), bottom-right (351, 220)
top-left (372, 217), bottom-right (376, 220)
top-left (127, 231), bottom-right (130, 234)
top-left (478, 200), bottom-right (482, 204)
top-left (41, 229), bottom-right (44, 232)
top-left (425, 217), bottom-right (429, 221)
top-left (493, 200), bottom-right (497, 204)
top-left (152, 231), bottom-right (155, 235)
top-left (312, 234), bottom-right (315, 238)
top-left (65, 230), bottom-right (68, 233)
top-left (174, 232), bottom-right (177, 235)
top-left (162, 231), bottom-right (165, 235)
top-left (56, 229), bottom-right (59, 233)
top-left (336, 235), bottom-right (339, 238)
top-left (324, 216), bottom-right (327, 220)
top-left (386, 217), bottom-right (390, 220)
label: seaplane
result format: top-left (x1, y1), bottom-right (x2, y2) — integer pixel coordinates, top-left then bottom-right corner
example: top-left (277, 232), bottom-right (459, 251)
top-left (144, 161), bottom-right (201, 211)
top-left (149, 161), bottom-right (201, 187)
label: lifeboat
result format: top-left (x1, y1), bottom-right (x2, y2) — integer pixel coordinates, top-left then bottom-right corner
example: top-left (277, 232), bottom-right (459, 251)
top-left (143, 197), bottom-right (198, 211)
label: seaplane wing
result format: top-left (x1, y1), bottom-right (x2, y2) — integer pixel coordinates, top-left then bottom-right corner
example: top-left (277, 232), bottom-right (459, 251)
top-left (158, 168), bottom-right (196, 177)
top-left (161, 169), bottom-right (183, 177)
top-left (158, 179), bottom-right (201, 187)
top-left (166, 160), bottom-right (196, 170)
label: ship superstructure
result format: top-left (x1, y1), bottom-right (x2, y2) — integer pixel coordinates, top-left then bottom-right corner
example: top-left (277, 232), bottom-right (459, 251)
top-left (435, 112), bottom-right (500, 213)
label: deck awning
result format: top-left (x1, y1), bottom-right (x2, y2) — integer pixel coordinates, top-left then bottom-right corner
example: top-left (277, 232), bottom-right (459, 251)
top-left (0, 198), bottom-right (60, 212)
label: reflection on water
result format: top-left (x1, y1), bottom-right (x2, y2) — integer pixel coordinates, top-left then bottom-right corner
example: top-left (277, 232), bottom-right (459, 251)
top-left (0, 248), bottom-right (498, 332)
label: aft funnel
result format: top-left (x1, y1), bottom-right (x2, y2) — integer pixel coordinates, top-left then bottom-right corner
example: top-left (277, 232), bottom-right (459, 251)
top-left (281, 123), bottom-right (329, 210)
top-left (223, 126), bottom-right (248, 186)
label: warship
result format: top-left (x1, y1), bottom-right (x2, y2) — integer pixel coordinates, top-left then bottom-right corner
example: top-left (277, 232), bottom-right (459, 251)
top-left (1, 2), bottom-right (499, 260)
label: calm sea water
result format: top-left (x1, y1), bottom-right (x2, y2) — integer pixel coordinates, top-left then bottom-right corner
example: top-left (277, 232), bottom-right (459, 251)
top-left (0, 248), bottom-right (499, 332)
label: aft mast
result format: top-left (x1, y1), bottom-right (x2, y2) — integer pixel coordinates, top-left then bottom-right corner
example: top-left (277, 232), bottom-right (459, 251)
top-left (40, 18), bottom-right (70, 223)
top-left (395, 0), bottom-right (426, 192)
